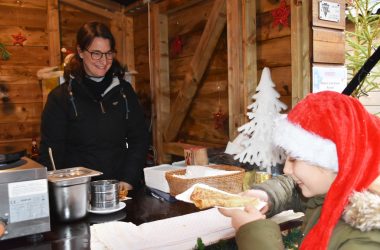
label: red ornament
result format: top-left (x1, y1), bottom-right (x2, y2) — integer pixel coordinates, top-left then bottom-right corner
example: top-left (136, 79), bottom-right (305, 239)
top-left (170, 35), bottom-right (183, 57)
top-left (11, 32), bottom-right (27, 46)
top-left (213, 106), bottom-right (227, 130)
top-left (271, 0), bottom-right (290, 28)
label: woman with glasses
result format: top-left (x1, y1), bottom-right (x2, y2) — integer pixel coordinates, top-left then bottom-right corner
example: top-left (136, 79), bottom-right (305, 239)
top-left (40, 21), bottom-right (149, 193)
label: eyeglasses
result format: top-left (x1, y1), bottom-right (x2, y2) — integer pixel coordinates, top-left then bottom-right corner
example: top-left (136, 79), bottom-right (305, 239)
top-left (85, 49), bottom-right (115, 60)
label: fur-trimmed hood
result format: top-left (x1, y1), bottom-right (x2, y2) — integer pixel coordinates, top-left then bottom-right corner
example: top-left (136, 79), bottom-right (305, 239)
top-left (342, 191), bottom-right (380, 231)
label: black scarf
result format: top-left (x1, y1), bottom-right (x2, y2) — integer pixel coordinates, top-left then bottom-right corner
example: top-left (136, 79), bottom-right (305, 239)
top-left (82, 70), bottom-right (114, 100)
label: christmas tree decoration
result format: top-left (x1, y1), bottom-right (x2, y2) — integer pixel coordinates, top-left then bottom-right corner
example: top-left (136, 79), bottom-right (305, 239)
top-left (0, 42), bottom-right (11, 60)
top-left (272, 0), bottom-right (290, 28)
top-left (213, 106), bottom-right (227, 130)
top-left (212, 83), bottom-right (227, 130)
top-left (11, 32), bottom-right (27, 46)
top-left (170, 35), bottom-right (183, 57)
top-left (234, 67), bottom-right (287, 172)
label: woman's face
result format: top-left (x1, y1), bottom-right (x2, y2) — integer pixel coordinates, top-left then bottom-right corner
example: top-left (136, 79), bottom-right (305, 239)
top-left (283, 157), bottom-right (337, 197)
top-left (78, 37), bottom-right (113, 77)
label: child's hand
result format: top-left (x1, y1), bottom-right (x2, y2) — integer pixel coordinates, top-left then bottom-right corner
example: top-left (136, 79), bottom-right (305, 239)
top-left (218, 205), bottom-right (266, 230)
top-left (239, 189), bottom-right (269, 214)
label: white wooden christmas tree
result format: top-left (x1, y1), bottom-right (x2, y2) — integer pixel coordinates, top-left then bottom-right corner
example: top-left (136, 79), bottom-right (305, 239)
top-left (234, 67), bottom-right (287, 173)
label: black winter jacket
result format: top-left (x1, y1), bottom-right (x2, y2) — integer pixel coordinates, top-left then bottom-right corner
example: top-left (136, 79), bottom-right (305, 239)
top-left (40, 77), bottom-right (149, 188)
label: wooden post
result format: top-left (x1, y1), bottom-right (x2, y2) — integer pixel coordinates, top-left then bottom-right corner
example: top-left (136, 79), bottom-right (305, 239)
top-left (149, 3), bottom-right (171, 163)
top-left (226, 0), bottom-right (245, 139)
top-left (47, 0), bottom-right (61, 67)
top-left (242, 0), bottom-right (257, 119)
top-left (111, 16), bottom-right (124, 64)
top-left (291, 0), bottom-right (311, 106)
top-left (124, 15), bottom-right (136, 89)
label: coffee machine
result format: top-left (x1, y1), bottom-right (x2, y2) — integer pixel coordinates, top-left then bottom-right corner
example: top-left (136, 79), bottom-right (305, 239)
top-left (0, 146), bottom-right (50, 240)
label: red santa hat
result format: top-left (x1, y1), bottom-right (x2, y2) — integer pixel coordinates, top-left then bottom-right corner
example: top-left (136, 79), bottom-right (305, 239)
top-left (273, 91), bottom-right (380, 249)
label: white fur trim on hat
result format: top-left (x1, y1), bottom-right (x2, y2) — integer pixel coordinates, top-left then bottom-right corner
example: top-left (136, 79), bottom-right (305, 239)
top-left (273, 116), bottom-right (338, 172)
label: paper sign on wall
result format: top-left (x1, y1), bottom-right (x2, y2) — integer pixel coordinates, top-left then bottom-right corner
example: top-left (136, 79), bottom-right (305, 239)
top-left (312, 65), bottom-right (347, 93)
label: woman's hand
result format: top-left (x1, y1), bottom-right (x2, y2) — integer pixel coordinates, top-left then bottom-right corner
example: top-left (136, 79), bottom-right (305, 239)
top-left (219, 205), bottom-right (266, 230)
top-left (119, 181), bottom-right (133, 192)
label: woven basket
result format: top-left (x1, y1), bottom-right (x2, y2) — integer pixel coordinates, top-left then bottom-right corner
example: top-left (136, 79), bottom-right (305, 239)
top-left (165, 165), bottom-right (245, 196)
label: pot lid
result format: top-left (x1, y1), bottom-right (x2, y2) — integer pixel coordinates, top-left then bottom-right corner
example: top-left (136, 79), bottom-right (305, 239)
top-left (48, 167), bottom-right (102, 184)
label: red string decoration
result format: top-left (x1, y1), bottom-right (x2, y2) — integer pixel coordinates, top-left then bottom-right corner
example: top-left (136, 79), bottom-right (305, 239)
top-left (271, 0), bottom-right (290, 28)
top-left (11, 32), bottom-right (27, 46)
top-left (170, 35), bottom-right (183, 57)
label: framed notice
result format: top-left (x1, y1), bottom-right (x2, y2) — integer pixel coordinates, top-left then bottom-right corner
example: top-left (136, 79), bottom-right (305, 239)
top-left (312, 65), bottom-right (347, 93)
top-left (319, 1), bottom-right (340, 22)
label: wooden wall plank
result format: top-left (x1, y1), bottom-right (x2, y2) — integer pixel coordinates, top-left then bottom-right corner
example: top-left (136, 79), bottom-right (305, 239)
top-left (61, 0), bottom-right (117, 19)
top-left (256, 11), bottom-right (291, 41)
top-left (0, 26), bottom-right (47, 46)
top-left (256, 0), bottom-right (290, 13)
top-left (313, 27), bottom-right (345, 64)
top-left (0, 122), bottom-right (40, 141)
top-left (257, 36), bottom-right (291, 68)
top-left (163, 0), bottom-right (227, 142)
top-left (0, 103), bottom-right (43, 123)
top-left (60, 3), bottom-right (111, 49)
top-left (0, 0), bottom-right (46, 9)
top-left (0, 84), bottom-right (42, 103)
top-left (167, 0), bottom-right (213, 39)
top-left (0, 5), bottom-right (47, 28)
top-left (4, 46), bottom-right (49, 66)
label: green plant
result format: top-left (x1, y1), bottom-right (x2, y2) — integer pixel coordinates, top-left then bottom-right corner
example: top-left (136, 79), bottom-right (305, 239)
top-left (346, 0), bottom-right (380, 98)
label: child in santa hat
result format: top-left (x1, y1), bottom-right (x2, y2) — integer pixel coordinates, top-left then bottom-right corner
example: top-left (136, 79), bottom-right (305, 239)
top-left (220, 91), bottom-right (380, 249)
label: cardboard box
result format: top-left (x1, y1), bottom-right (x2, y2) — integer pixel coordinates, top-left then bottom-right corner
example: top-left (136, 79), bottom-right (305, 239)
top-left (144, 164), bottom-right (186, 193)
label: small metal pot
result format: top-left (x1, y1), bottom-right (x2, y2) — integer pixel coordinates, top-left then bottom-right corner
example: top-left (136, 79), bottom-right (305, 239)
top-left (90, 180), bottom-right (119, 210)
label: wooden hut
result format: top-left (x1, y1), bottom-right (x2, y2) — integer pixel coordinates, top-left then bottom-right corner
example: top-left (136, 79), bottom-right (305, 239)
top-left (0, 0), bottom-right (347, 163)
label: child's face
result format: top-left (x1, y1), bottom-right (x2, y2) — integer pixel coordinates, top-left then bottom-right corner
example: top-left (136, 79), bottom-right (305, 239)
top-left (283, 157), bottom-right (337, 197)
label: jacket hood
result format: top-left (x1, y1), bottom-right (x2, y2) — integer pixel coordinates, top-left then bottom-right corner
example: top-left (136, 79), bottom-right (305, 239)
top-left (342, 190), bottom-right (380, 232)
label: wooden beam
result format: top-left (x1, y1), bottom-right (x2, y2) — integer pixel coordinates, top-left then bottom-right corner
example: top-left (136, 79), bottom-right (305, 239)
top-left (163, 0), bottom-right (227, 142)
top-left (242, 0), bottom-right (257, 120)
top-left (60, 0), bottom-right (117, 19)
top-left (291, 0), bottom-right (311, 107)
top-left (227, 0), bottom-right (245, 139)
top-left (149, 4), bottom-right (171, 163)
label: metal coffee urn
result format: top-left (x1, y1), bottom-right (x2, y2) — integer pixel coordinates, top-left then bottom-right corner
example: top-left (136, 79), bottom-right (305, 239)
top-left (0, 146), bottom-right (50, 241)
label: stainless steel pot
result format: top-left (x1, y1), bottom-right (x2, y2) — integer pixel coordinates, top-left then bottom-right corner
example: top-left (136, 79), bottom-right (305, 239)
top-left (48, 167), bottom-right (102, 222)
top-left (90, 180), bottom-right (119, 209)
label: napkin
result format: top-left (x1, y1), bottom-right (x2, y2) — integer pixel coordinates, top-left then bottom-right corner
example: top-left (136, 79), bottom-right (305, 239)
top-left (91, 208), bottom-right (235, 250)
top-left (172, 166), bottom-right (240, 179)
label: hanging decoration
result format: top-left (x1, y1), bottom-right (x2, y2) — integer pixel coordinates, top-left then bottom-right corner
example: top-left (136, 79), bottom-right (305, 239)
top-left (271, 0), bottom-right (290, 28)
top-left (212, 83), bottom-right (227, 130)
top-left (11, 32), bottom-right (27, 46)
top-left (0, 42), bottom-right (11, 60)
top-left (170, 35), bottom-right (183, 57)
